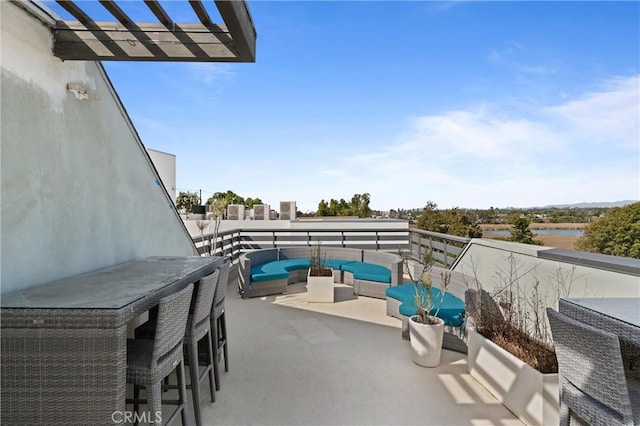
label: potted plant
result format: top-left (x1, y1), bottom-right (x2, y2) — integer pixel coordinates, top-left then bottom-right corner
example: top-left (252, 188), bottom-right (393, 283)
top-left (465, 254), bottom-right (561, 426)
top-left (307, 240), bottom-right (334, 302)
top-left (406, 252), bottom-right (450, 367)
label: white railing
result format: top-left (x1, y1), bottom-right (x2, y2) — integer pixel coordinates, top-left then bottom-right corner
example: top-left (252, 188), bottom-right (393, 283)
top-left (192, 226), bottom-right (471, 268)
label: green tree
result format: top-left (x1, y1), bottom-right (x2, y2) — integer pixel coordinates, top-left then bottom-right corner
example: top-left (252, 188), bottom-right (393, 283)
top-left (316, 200), bottom-right (329, 216)
top-left (338, 198), bottom-right (349, 215)
top-left (416, 202), bottom-right (480, 237)
top-left (509, 217), bottom-right (542, 245)
top-left (349, 193), bottom-right (372, 218)
top-left (575, 202), bottom-right (640, 258)
top-left (206, 190), bottom-right (244, 207)
top-left (416, 201), bottom-right (441, 231)
top-left (328, 199), bottom-right (339, 216)
top-left (316, 193), bottom-right (372, 217)
top-left (176, 191), bottom-right (200, 213)
top-left (245, 197), bottom-right (263, 208)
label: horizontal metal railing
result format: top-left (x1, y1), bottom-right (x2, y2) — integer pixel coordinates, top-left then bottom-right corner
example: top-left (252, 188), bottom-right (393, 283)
top-left (192, 226), bottom-right (471, 268)
top-left (408, 228), bottom-right (471, 267)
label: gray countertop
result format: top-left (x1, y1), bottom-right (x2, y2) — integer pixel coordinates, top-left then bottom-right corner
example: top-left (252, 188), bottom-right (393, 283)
top-left (564, 297), bottom-right (640, 328)
top-left (1, 256), bottom-right (219, 310)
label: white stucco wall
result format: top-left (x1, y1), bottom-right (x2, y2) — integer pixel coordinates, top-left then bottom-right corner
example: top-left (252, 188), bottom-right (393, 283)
top-left (1, 3), bottom-right (196, 294)
top-left (452, 239), bottom-right (640, 303)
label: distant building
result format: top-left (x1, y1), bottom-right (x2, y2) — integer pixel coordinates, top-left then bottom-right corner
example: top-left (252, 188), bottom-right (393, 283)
top-left (279, 201), bottom-right (296, 220)
top-left (227, 204), bottom-right (246, 220)
top-left (252, 204), bottom-right (271, 220)
top-left (146, 148), bottom-right (177, 204)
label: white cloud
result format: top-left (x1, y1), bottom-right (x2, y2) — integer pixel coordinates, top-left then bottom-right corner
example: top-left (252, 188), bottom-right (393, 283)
top-left (488, 40), bottom-right (557, 75)
top-left (313, 74), bottom-right (640, 210)
top-left (544, 75), bottom-right (640, 149)
top-left (186, 74), bottom-right (638, 212)
top-left (187, 63), bottom-right (235, 84)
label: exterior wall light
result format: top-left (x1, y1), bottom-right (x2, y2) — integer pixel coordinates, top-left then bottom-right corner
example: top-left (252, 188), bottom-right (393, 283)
top-left (67, 83), bottom-right (89, 100)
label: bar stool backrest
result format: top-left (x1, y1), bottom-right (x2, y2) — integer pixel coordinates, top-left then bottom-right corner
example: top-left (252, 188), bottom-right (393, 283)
top-left (191, 269), bottom-right (219, 330)
top-left (152, 284), bottom-right (194, 364)
top-left (214, 257), bottom-right (231, 308)
top-left (547, 308), bottom-right (634, 424)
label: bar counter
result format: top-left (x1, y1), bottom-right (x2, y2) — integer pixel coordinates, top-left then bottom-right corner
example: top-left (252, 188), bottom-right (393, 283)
top-left (1, 256), bottom-right (222, 425)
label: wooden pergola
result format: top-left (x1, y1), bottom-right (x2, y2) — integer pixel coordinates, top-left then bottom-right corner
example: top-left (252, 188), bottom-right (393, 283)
top-left (48, 0), bottom-right (256, 62)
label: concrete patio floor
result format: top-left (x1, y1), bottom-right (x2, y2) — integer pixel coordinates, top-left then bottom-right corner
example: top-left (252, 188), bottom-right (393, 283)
top-left (133, 274), bottom-right (522, 425)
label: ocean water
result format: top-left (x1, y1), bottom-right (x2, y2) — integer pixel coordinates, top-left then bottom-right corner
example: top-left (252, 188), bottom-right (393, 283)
top-left (482, 229), bottom-right (584, 237)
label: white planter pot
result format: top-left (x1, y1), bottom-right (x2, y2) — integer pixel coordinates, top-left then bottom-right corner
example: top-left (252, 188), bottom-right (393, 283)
top-left (467, 328), bottom-right (559, 426)
top-left (408, 315), bottom-right (444, 367)
top-left (307, 269), bottom-right (334, 303)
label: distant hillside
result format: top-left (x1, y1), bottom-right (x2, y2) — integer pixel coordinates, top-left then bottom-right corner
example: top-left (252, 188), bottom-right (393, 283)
top-left (541, 200), bottom-right (637, 209)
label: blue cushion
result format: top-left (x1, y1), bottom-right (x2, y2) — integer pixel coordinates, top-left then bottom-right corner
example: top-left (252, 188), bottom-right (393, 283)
top-left (388, 283), bottom-right (465, 327)
top-left (250, 271), bottom-right (289, 283)
top-left (385, 282), bottom-right (415, 300)
top-left (250, 262), bottom-right (291, 283)
top-left (275, 259), bottom-right (310, 271)
top-left (341, 262), bottom-right (391, 284)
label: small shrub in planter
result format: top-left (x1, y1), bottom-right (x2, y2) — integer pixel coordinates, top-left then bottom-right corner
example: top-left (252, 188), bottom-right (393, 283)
top-left (309, 240), bottom-right (332, 277)
top-left (405, 251), bottom-right (452, 367)
top-left (465, 254), bottom-right (565, 425)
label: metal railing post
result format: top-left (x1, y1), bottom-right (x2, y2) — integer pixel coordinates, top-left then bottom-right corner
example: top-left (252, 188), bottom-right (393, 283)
top-left (443, 239), bottom-right (449, 267)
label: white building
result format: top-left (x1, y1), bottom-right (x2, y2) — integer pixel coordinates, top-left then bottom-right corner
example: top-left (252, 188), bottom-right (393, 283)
top-left (146, 148), bottom-right (177, 204)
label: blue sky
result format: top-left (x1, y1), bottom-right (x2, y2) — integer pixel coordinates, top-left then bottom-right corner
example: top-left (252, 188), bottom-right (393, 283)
top-left (48, 1), bottom-right (639, 212)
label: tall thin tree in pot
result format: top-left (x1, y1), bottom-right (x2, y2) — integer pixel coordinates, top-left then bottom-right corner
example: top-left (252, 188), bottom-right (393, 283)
top-left (406, 250), bottom-right (451, 367)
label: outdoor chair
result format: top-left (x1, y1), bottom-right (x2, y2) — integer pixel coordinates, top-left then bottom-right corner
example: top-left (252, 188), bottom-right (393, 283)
top-left (127, 284), bottom-right (193, 426)
top-left (211, 257), bottom-right (231, 390)
top-left (137, 270), bottom-right (219, 426)
top-left (547, 308), bottom-right (640, 426)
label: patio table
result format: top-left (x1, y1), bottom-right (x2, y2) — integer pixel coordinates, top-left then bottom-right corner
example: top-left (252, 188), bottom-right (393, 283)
top-left (559, 298), bottom-right (640, 346)
top-left (0, 256), bottom-right (222, 425)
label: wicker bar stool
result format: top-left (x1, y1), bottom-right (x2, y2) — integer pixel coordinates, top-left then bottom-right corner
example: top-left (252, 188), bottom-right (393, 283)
top-left (547, 308), bottom-right (640, 426)
top-left (127, 284), bottom-right (193, 426)
top-left (137, 270), bottom-right (219, 426)
top-left (211, 257), bottom-right (231, 390)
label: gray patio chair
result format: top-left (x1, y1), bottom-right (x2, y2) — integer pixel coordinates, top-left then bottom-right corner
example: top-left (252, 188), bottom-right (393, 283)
top-left (137, 270), bottom-right (219, 426)
top-left (211, 257), bottom-right (231, 390)
top-left (127, 284), bottom-right (193, 426)
top-left (547, 308), bottom-right (640, 426)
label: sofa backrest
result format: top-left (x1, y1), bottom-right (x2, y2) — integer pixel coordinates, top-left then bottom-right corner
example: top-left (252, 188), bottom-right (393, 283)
top-left (238, 248), bottom-right (280, 296)
top-left (325, 247), bottom-right (363, 262)
top-left (279, 246), bottom-right (313, 260)
top-left (245, 248), bottom-right (280, 264)
top-left (363, 250), bottom-right (403, 285)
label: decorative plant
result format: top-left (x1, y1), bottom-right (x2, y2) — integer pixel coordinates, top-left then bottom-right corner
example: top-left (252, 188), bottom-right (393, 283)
top-left (195, 220), bottom-right (210, 255)
top-left (465, 254), bottom-right (568, 373)
top-left (405, 249), bottom-right (451, 325)
top-left (309, 239), bottom-right (332, 277)
top-left (206, 197), bottom-right (227, 255)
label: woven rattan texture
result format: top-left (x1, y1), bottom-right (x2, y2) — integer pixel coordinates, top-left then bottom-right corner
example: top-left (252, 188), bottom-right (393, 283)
top-left (548, 308), bottom-right (639, 425)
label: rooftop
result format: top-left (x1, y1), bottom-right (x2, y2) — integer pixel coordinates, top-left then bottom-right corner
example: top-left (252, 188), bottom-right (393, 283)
top-left (146, 277), bottom-right (522, 425)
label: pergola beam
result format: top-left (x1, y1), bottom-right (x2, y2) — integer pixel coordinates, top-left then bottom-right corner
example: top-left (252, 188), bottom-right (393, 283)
top-left (52, 0), bottom-right (256, 62)
top-left (189, 0), bottom-right (212, 27)
top-left (144, 0), bottom-right (174, 30)
top-left (215, 0), bottom-right (256, 61)
top-left (98, 0), bottom-right (133, 27)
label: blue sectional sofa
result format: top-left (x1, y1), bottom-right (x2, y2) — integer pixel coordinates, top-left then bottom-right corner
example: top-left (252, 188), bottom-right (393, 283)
top-left (239, 247), bottom-right (403, 299)
top-left (385, 283), bottom-right (465, 327)
top-left (385, 265), bottom-right (478, 353)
